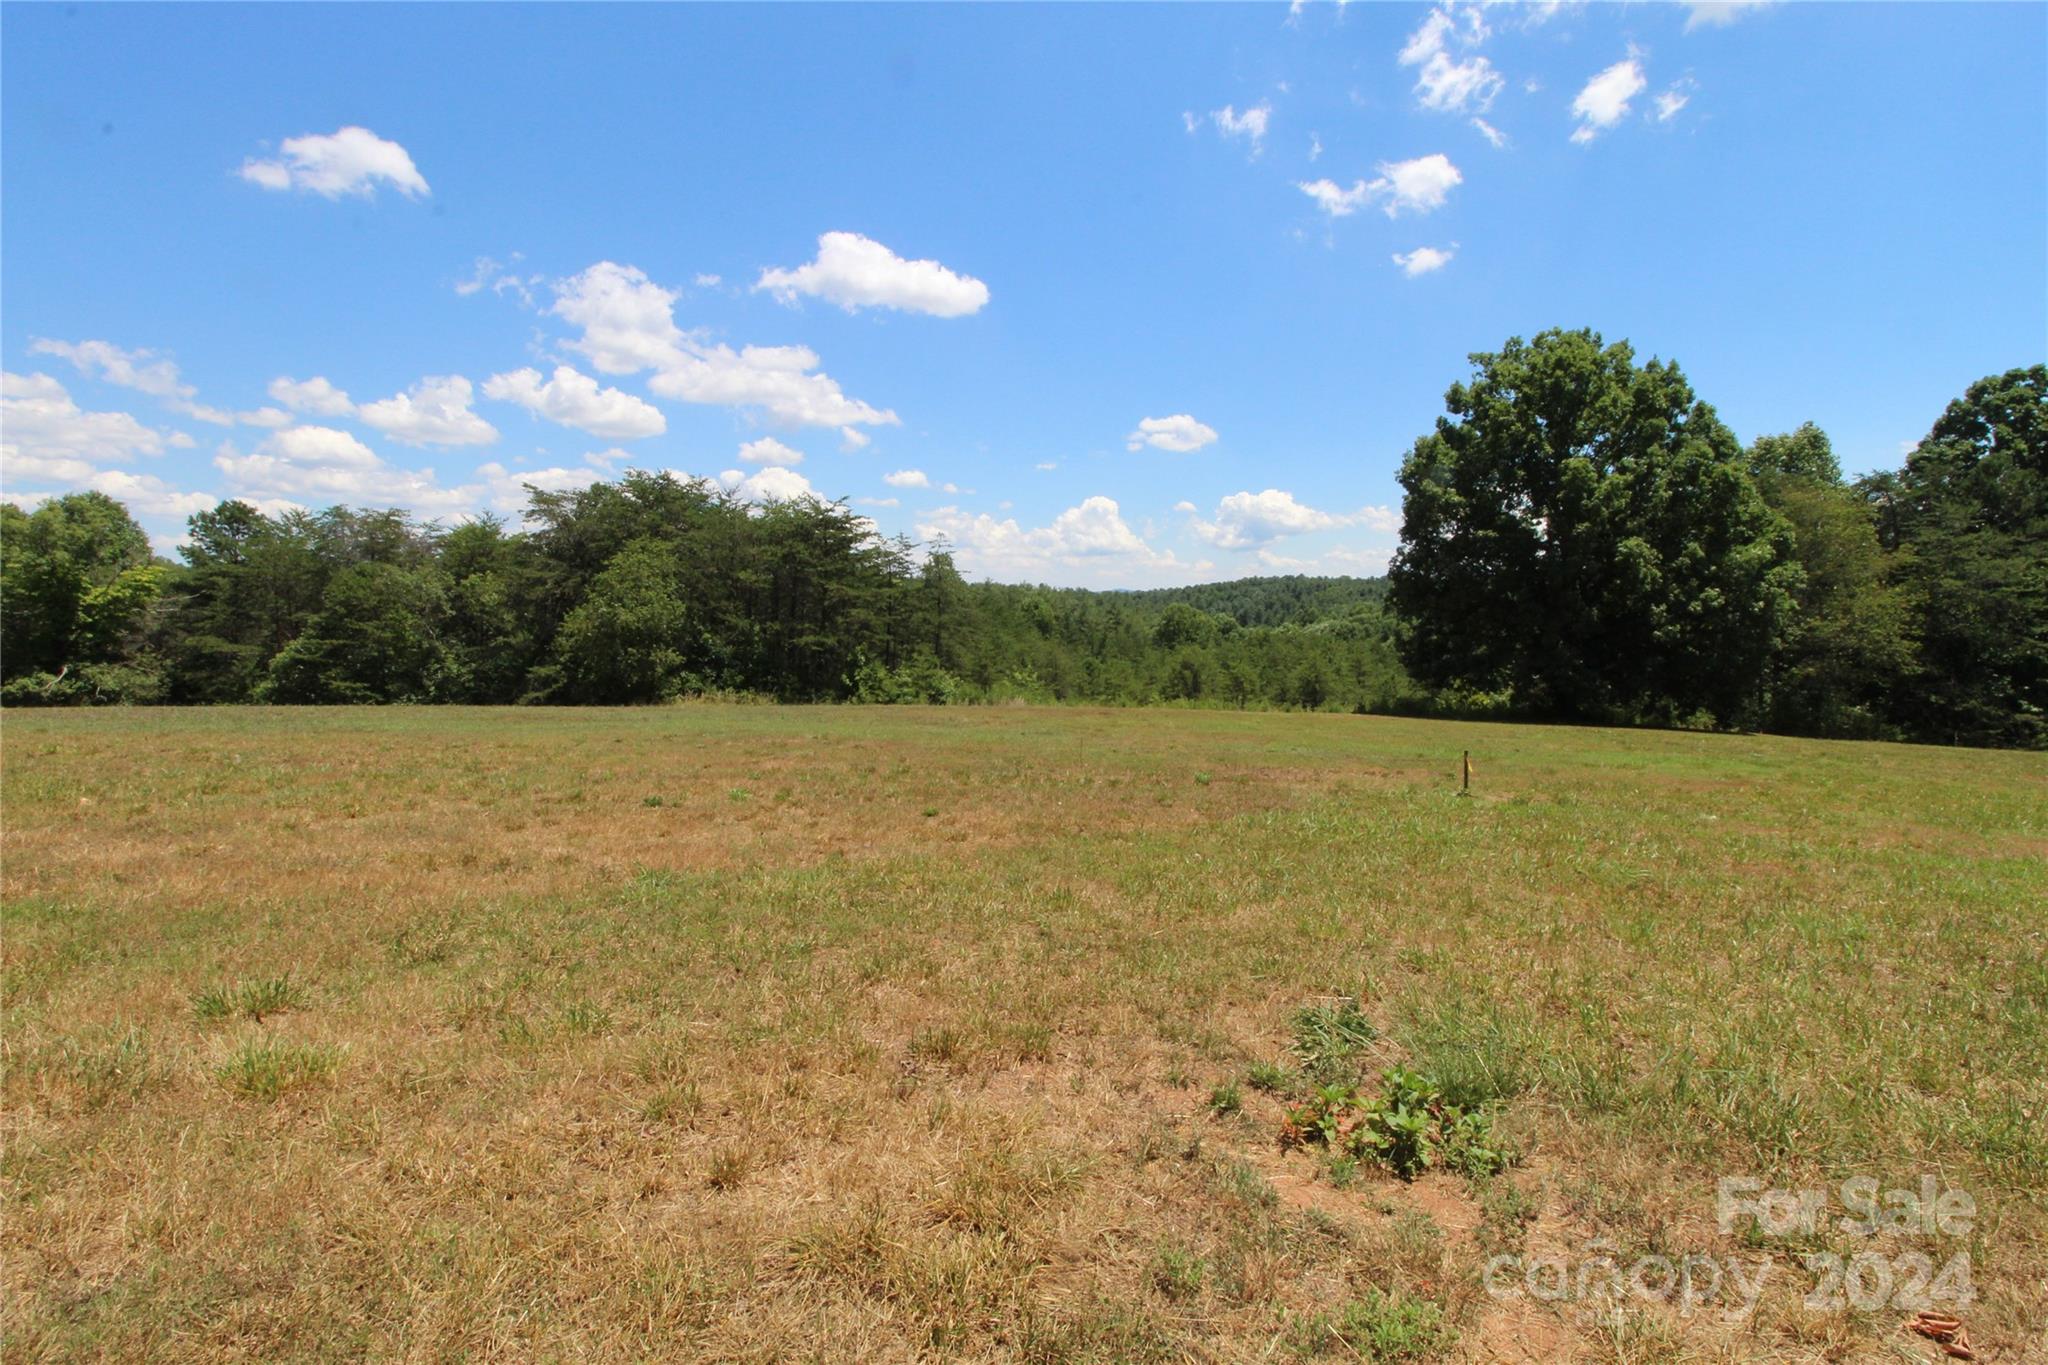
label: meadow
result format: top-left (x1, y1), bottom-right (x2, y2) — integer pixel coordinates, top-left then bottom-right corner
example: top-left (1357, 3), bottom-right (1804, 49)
top-left (2, 705), bottom-right (2042, 1362)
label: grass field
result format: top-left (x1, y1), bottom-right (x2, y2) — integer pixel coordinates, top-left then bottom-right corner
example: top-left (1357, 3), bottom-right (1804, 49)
top-left (3, 706), bottom-right (2043, 1362)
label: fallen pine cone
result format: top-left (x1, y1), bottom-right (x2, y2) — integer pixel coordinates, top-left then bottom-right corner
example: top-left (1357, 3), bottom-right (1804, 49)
top-left (1905, 1310), bottom-right (1976, 1360)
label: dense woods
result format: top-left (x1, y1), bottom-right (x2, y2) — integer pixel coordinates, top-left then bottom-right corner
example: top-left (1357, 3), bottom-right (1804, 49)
top-left (0, 477), bottom-right (1408, 715)
top-left (1388, 337), bottom-right (2042, 748)
top-left (3, 339), bottom-right (2040, 749)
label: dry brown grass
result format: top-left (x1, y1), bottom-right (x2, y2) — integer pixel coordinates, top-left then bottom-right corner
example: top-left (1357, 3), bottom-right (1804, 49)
top-left (3, 705), bottom-right (2043, 1362)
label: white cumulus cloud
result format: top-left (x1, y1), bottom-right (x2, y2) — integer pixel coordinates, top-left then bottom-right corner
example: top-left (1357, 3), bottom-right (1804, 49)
top-left (1040, 497), bottom-right (1158, 556)
top-left (1399, 8), bottom-right (1457, 64)
top-left (1393, 245), bottom-right (1456, 276)
top-left (883, 468), bottom-right (968, 493)
top-left (1255, 544), bottom-right (1395, 576)
top-left (1412, 53), bottom-right (1503, 114)
top-left (455, 255), bottom-right (543, 307)
top-left (718, 466), bottom-right (819, 503)
top-left (1684, 1), bottom-right (1772, 31)
top-left (650, 341), bottom-right (895, 429)
top-left (1182, 489), bottom-right (1342, 549)
top-left (1, 371), bottom-right (170, 481)
top-left (1471, 117), bottom-right (1508, 149)
top-left (482, 364), bottom-right (665, 440)
top-left (213, 427), bottom-right (608, 518)
top-left (0, 473), bottom-right (218, 523)
top-left (1655, 79), bottom-right (1697, 121)
top-left (1372, 153), bottom-right (1464, 215)
top-left (1180, 490), bottom-right (1400, 549)
top-left (918, 496), bottom-right (1187, 584)
top-left (1398, 6), bottom-right (1502, 113)
top-left (551, 261), bottom-right (898, 430)
top-left (31, 338), bottom-right (184, 399)
top-left (1126, 415), bottom-right (1219, 454)
top-left (737, 437), bottom-right (804, 467)
top-left (756, 232), bottom-right (989, 317)
top-left (28, 337), bottom-right (235, 425)
top-left (215, 426), bottom-right (411, 503)
top-left (1299, 154), bottom-right (1463, 219)
top-left (74, 470), bottom-right (218, 520)
top-left (358, 375), bottom-right (497, 447)
top-left (466, 462), bottom-right (616, 515)
top-left (239, 126), bottom-right (430, 199)
top-left (1212, 103), bottom-right (1271, 152)
top-left (1571, 57), bottom-right (1648, 143)
top-left (224, 425), bottom-right (380, 471)
top-left (1298, 178), bottom-right (1373, 217)
top-left (268, 375), bottom-right (355, 417)
top-left (551, 261), bottom-right (686, 375)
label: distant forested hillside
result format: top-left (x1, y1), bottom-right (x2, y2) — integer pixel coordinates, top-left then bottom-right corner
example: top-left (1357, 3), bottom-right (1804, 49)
top-left (1109, 576), bottom-right (1390, 629)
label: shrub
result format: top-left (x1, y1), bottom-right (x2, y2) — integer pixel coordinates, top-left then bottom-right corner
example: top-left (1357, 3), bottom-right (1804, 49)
top-left (1281, 1065), bottom-right (1509, 1181)
top-left (0, 660), bottom-right (167, 707)
top-left (1342, 1289), bottom-right (1454, 1360)
top-left (847, 648), bottom-right (966, 704)
top-left (1288, 1289), bottom-right (1454, 1360)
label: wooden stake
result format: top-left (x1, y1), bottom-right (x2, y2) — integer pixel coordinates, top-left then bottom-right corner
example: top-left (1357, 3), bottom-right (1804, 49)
top-left (1461, 750), bottom-right (1471, 794)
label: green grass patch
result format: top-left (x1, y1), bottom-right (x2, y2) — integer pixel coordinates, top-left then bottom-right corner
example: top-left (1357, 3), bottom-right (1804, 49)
top-left (215, 1038), bottom-right (340, 1100)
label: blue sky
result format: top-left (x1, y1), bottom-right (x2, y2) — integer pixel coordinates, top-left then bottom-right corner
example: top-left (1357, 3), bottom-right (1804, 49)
top-left (4, 1), bottom-right (2043, 586)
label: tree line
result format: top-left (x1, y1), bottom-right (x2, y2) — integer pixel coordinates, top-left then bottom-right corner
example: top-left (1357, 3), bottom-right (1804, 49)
top-left (0, 475), bottom-right (1408, 715)
top-left (2, 333), bottom-right (2039, 748)
top-left (1389, 336), bottom-right (2041, 749)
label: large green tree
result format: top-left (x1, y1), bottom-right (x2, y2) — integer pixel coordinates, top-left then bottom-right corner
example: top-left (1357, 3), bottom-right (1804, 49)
top-left (436, 516), bottom-right (544, 702)
top-left (258, 561), bottom-right (453, 703)
top-left (1389, 329), bottom-right (1801, 725)
top-left (551, 537), bottom-right (697, 703)
top-left (1862, 365), bottom-right (2047, 747)
top-left (0, 492), bottom-right (167, 700)
top-left (1746, 424), bottom-right (1911, 737)
top-left (163, 501), bottom-right (319, 701)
